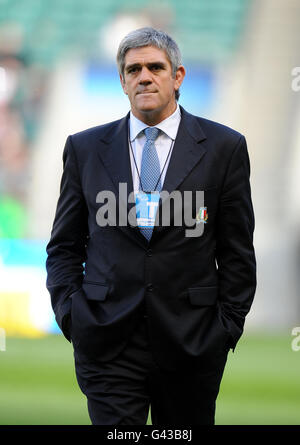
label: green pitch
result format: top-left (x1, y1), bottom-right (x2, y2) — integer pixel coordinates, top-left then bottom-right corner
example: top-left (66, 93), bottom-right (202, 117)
top-left (0, 332), bottom-right (299, 425)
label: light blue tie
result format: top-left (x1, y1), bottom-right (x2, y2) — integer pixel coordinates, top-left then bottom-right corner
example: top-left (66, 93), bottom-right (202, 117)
top-left (139, 127), bottom-right (161, 240)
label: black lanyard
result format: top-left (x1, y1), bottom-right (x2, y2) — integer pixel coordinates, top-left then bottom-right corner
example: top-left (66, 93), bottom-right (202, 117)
top-left (128, 133), bottom-right (174, 193)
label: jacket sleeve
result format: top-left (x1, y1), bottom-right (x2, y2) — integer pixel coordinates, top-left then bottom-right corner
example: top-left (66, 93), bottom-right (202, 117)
top-left (46, 135), bottom-right (89, 341)
top-left (216, 135), bottom-right (256, 350)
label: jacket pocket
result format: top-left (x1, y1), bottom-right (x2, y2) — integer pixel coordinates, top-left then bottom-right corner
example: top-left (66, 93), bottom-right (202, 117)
top-left (82, 281), bottom-right (109, 301)
top-left (188, 286), bottom-right (218, 306)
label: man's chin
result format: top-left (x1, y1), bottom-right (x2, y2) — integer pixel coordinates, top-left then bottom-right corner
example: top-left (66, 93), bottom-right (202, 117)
top-left (134, 96), bottom-right (159, 111)
top-left (139, 107), bottom-right (157, 114)
top-left (135, 102), bottom-right (160, 114)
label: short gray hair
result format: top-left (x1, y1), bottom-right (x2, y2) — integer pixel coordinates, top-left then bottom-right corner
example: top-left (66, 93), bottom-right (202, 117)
top-left (117, 27), bottom-right (182, 101)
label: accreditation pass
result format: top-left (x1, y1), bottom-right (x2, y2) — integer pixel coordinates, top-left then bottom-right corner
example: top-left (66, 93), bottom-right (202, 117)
top-left (135, 191), bottom-right (160, 228)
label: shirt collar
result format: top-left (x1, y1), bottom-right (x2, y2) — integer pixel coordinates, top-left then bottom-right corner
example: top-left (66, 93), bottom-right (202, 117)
top-left (129, 103), bottom-right (181, 142)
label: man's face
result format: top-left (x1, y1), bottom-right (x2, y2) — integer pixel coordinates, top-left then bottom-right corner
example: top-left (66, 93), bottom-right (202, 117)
top-left (120, 45), bottom-right (185, 124)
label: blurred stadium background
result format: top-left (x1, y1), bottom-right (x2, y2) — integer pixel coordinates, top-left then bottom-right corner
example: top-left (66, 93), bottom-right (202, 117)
top-left (0, 0), bottom-right (300, 425)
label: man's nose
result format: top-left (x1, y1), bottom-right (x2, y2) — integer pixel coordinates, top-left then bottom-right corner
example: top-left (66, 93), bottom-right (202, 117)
top-left (139, 66), bottom-right (152, 84)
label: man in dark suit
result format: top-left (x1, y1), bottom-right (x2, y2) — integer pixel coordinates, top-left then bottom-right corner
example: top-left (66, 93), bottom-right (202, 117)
top-left (46, 27), bottom-right (256, 425)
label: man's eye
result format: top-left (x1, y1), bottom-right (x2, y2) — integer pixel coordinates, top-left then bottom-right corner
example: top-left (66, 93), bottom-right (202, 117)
top-left (128, 67), bottom-right (138, 73)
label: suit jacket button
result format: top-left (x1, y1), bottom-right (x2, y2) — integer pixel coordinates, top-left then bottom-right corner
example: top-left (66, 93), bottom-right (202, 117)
top-left (147, 249), bottom-right (153, 257)
top-left (146, 284), bottom-right (153, 292)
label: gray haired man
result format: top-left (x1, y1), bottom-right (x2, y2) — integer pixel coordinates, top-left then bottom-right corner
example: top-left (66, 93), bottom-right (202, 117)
top-left (46, 27), bottom-right (256, 425)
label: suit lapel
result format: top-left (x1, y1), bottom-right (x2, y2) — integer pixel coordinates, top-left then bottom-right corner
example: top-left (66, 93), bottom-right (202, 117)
top-left (97, 113), bottom-right (148, 247)
top-left (162, 106), bottom-right (207, 196)
top-left (98, 113), bottom-right (132, 196)
top-left (150, 107), bottom-right (207, 241)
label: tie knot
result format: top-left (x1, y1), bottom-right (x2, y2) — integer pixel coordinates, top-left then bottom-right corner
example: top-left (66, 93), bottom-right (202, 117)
top-left (144, 127), bottom-right (160, 142)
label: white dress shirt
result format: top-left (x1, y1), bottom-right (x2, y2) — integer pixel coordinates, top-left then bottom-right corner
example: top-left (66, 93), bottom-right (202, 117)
top-left (128, 104), bottom-right (181, 192)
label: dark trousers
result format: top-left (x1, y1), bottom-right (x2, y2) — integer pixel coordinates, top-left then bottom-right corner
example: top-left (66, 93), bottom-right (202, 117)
top-left (73, 314), bottom-right (228, 425)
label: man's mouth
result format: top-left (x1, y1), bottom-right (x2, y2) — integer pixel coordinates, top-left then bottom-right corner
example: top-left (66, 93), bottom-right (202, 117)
top-left (137, 91), bottom-right (157, 95)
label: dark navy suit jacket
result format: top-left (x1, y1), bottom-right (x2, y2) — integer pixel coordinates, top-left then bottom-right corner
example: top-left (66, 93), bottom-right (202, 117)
top-left (46, 106), bottom-right (256, 371)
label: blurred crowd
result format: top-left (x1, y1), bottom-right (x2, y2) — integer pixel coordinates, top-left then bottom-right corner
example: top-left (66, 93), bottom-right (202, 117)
top-left (0, 24), bottom-right (48, 237)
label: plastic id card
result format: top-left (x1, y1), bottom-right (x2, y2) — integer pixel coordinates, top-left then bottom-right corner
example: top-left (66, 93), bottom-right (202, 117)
top-left (135, 191), bottom-right (160, 228)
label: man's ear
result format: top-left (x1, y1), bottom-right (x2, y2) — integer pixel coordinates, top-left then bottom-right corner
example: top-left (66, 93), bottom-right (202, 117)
top-left (174, 65), bottom-right (185, 93)
top-left (120, 73), bottom-right (128, 95)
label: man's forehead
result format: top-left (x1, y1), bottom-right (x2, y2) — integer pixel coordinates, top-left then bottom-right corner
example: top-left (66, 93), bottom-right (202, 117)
top-left (124, 46), bottom-right (170, 65)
